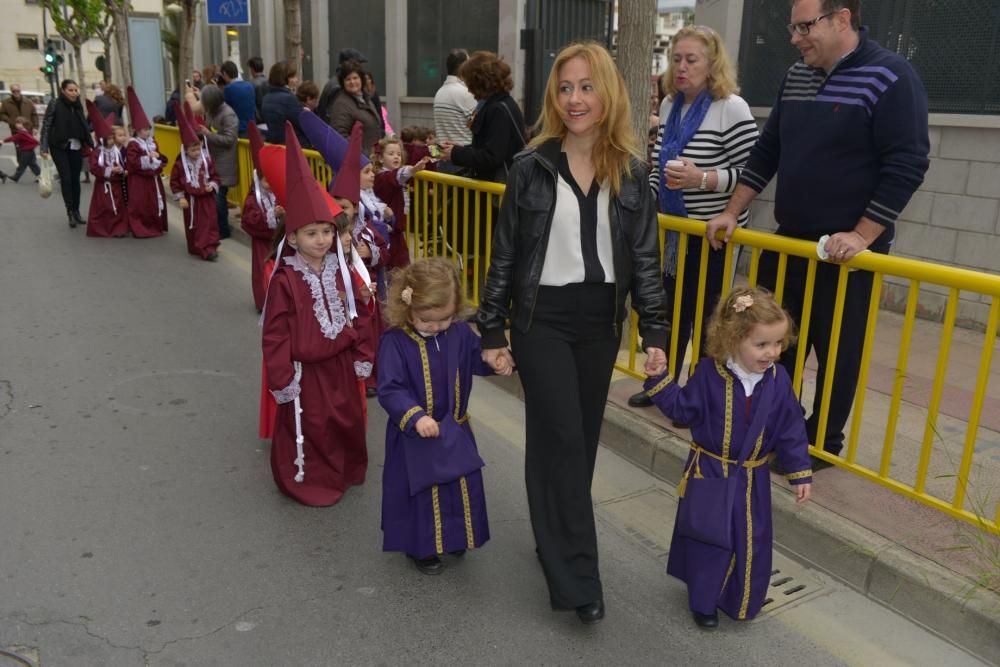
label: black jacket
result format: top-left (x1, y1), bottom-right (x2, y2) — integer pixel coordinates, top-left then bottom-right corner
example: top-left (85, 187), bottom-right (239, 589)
top-left (476, 140), bottom-right (668, 351)
top-left (451, 92), bottom-right (526, 182)
top-left (261, 87), bottom-right (307, 146)
top-left (40, 95), bottom-right (93, 154)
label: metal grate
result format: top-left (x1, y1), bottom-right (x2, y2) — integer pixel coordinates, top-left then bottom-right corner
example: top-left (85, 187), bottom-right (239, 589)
top-left (737, 0), bottom-right (1000, 115)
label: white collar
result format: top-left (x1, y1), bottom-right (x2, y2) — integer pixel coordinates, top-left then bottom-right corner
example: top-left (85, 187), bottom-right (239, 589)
top-left (726, 358), bottom-right (768, 397)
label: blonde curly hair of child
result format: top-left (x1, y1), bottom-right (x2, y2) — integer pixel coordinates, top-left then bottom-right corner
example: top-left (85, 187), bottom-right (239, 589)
top-left (384, 257), bottom-right (473, 329)
top-left (371, 137), bottom-right (407, 172)
top-left (704, 287), bottom-right (796, 363)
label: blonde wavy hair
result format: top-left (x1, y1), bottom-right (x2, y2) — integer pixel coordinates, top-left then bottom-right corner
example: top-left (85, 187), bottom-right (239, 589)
top-left (704, 287), bottom-right (796, 363)
top-left (530, 41), bottom-right (642, 195)
top-left (384, 257), bottom-right (473, 329)
top-left (662, 26), bottom-right (740, 100)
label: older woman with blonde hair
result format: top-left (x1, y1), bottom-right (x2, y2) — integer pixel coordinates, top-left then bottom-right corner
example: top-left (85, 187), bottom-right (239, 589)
top-left (629, 24), bottom-right (759, 409)
top-left (476, 41), bottom-right (667, 625)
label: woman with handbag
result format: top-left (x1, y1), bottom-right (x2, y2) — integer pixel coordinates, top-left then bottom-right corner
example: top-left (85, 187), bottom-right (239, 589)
top-left (40, 79), bottom-right (95, 228)
top-left (643, 287), bottom-right (812, 629)
top-left (475, 42), bottom-right (668, 625)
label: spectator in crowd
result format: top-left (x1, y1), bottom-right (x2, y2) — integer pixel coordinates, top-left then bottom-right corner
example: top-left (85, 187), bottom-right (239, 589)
top-left (363, 71), bottom-right (390, 135)
top-left (198, 84), bottom-right (240, 239)
top-left (164, 88), bottom-right (182, 124)
top-left (439, 51), bottom-right (526, 183)
top-left (706, 0), bottom-right (930, 466)
top-left (261, 60), bottom-right (306, 146)
top-left (94, 82), bottom-right (125, 127)
top-left (316, 47), bottom-right (368, 125)
top-left (40, 79), bottom-right (95, 228)
top-left (191, 70), bottom-right (204, 89)
top-left (628, 25), bottom-right (759, 408)
top-left (1, 84), bottom-right (40, 134)
top-left (295, 80), bottom-right (321, 112)
top-left (247, 56), bottom-right (269, 120)
top-left (432, 49), bottom-right (476, 151)
top-left (328, 59), bottom-right (383, 154)
top-left (220, 60), bottom-right (256, 137)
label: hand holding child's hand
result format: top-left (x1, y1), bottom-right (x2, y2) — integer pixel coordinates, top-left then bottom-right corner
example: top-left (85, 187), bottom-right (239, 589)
top-left (274, 205), bottom-right (285, 219)
top-left (415, 415), bottom-right (440, 438)
top-left (179, 198), bottom-right (189, 210)
top-left (644, 347), bottom-right (667, 377)
top-left (482, 348), bottom-right (515, 376)
top-left (795, 483), bottom-right (812, 504)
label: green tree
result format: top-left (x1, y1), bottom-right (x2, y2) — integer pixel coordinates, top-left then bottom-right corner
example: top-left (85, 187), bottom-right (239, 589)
top-left (41, 0), bottom-right (102, 92)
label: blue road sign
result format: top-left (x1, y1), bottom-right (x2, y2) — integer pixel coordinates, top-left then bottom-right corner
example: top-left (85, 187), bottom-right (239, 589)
top-left (206, 0), bottom-right (251, 25)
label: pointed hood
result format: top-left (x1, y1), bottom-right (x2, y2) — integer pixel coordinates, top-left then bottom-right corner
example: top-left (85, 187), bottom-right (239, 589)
top-left (174, 101), bottom-right (198, 145)
top-left (247, 121), bottom-right (265, 174)
top-left (329, 121), bottom-right (363, 204)
top-left (299, 110), bottom-right (369, 174)
top-left (283, 121), bottom-right (342, 234)
top-left (86, 100), bottom-right (114, 142)
top-left (126, 86), bottom-right (150, 130)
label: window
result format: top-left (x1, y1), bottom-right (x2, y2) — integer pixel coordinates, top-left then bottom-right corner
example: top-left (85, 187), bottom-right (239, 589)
top-left (407, 0), bottom-right (500, 98)
top-left (17, 34), bottom-right (39, 51)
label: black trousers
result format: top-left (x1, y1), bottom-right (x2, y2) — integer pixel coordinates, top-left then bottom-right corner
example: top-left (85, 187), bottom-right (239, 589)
top-left (758, 228), bottom-right (891, 455)
top-left (664, 235), bottom-right (726, 381)
top-left (50, 146), bottom-right (83, 213)
top-left (13, 149), bottom-right (40, 180)
top-left (511, 283), bottom-right (620, 610)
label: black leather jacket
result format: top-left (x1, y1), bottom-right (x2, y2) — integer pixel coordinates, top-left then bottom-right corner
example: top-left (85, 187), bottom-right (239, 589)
top-left (476, 139), bottom-right (668, 351)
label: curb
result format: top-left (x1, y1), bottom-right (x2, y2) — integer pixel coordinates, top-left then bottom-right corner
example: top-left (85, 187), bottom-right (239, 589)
top-left (485, 374), bottom-right (1000, 665)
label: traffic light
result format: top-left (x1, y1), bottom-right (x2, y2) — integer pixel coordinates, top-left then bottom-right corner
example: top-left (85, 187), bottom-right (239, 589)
top-left (44, 40), bottom-right (57, 67)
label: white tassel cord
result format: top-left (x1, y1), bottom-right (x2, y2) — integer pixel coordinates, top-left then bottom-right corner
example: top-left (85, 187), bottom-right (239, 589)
top-left (292, 361), bottom-right (306, 482)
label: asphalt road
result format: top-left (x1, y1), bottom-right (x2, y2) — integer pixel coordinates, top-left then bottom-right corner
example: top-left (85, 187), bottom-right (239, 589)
top-left (0, 173), bottom-right (986, 666)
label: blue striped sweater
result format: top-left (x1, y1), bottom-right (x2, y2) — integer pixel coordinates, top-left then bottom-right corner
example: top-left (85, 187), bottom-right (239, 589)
top-left (740, 28), bottom-right (930, 239)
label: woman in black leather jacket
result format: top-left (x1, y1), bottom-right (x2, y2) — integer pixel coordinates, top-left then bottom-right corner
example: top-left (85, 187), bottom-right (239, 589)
top-left (476, 42), bottom-right (667, 625)
top-left (40, 79), bottom-right (94, 228)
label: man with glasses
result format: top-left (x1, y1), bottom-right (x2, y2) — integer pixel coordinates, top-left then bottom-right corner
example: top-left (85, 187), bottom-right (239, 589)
top-left (706, 0), bottom-right (929, 468)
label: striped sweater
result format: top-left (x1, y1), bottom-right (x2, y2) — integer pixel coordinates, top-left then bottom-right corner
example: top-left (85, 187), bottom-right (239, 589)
top-left (740, 28), bottom-right (929, 238)
top-left (649, 95), bottom-right (759, 225)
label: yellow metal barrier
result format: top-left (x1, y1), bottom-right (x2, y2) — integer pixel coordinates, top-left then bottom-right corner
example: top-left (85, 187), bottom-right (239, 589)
top-left (154, 127), bottom-right (1000, 536)
top-left (409, 169), bottom-right (1000, 536)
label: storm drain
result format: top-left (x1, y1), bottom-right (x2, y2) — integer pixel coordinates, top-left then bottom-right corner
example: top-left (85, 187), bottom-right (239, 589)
top-left (756, 550), bottom-right (822, 617)
top-left (0, 646), bottom-right (39, 667)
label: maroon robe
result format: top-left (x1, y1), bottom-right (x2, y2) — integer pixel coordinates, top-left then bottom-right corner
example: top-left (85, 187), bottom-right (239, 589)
top-left (241, 185), bottom-right (279, 311)
top-left (262, 252), bottom-right (375, 507)
top-left (353, 215), bottom-right (388, 391)
top-left (124, 137), bottom-right (167, 237)
top-left (373, 168), bottom-right (413, 270)
top-left (644, 358), bottom-right (812, 621)
top-left (377, 322), bottom-right (493, 558)
top-left (85, 146), bottom-right (128, 238)
top-left (169, 153), bottom-right (221, 259)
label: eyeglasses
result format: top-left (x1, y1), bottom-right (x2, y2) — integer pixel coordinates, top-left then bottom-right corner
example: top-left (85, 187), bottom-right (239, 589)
top-left (786, 11), bottom-right (836, 36)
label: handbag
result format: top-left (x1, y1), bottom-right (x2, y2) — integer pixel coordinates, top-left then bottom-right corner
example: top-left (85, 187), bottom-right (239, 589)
top-left (676, 472), bottom-right (739, 550)
top-left (38, 156), bottom-right (54, 198)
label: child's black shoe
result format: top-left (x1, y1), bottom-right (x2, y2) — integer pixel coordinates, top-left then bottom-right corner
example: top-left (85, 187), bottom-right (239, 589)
top-left (692, 610), bottom-right (719, 629)
top-left (408, 554), bottom-right (444, 575)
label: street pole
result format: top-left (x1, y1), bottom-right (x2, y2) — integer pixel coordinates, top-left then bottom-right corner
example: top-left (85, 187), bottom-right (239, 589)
top-left (41, 6), bottom-right (56, 97)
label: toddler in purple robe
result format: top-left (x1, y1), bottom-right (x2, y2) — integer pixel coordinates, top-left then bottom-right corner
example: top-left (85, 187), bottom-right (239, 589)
top-left (643, 287), bottom-right (813, 629)
top-left (377, 258), bottom-right (511, 575)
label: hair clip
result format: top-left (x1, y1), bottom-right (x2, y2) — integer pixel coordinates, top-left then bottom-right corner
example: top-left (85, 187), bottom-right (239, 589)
top-left (401, 286), bottom-right (413, 305)
top-left (732, 294), bottom-right (754, 312)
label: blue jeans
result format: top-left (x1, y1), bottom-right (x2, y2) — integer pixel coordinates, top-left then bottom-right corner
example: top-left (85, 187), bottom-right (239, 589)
top-left (215, 185), bottom-right (231, 238)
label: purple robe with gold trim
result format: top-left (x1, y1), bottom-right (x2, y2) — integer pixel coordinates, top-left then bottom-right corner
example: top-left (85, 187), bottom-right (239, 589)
top-left (644, 358), bottom-right (812, 620)
top-left (377, 321), bottom-right (492, 558)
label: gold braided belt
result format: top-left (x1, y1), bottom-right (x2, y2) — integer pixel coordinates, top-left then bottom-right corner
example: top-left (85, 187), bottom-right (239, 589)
top-left (677, 444), bottom-right (773, 498)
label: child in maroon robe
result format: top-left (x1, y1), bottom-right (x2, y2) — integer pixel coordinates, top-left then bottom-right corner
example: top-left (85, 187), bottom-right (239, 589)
top-left (372, 137), bottom-right (432, 271)
top-left (643, 287), bottom-right (813, 629)
top-left (124, 86), bottom-right (167, 237)
top-left (377, 257), bottom-right (509, 575)
top-left (241, 121), bottom-right (284, 312)
top-left (261, 122), bottom-right (374, 507)
top-left (85, 101), bottom-right (128, 238)
top-left (169, 102), bottom-right (221, 261)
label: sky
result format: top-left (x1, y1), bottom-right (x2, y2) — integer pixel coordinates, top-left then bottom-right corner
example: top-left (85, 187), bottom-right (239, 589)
top-left (658, 0), bottom-right (694, 9)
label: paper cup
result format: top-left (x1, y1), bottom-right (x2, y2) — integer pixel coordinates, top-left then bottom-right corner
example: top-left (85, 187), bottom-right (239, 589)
top-left (666, 160), bottom-right (684, 170)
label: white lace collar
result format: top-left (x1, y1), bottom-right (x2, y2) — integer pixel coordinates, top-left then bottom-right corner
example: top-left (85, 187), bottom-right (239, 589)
top-left (726, 357), bottom-right (769, 397)
top-left (283, 253), bottom-right (347, 340)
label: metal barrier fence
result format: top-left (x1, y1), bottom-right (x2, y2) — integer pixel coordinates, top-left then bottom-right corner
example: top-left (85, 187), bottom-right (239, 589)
top-left (154, 124), bottom-right (1000, 535)
top-left (409, 170), bottom-right (1000, 536)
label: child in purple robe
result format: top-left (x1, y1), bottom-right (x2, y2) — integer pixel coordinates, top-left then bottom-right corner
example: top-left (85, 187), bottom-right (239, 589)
top-left (643, 287), bottom-right (812, 629)
top-left (377, 258), bottom-right (511, 575)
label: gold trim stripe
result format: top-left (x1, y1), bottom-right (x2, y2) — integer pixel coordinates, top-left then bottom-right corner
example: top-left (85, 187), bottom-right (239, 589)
top-left (645, 374), bottom-right (672, 398)
top-left (454, 370), bottom-right (469, 424)
top-left (721, 553), bottom-right (736, 595)
top-left (738, 430), bottom-right (765, 620)
top-left (716, 361), bottom-right (734, 478)
top-left (460, 476), bottom-right (475, 549)
top-left (399, 406), bottom-right (422, 431)
top-left (431, 484), bottom-right (443, 555)
top-left (404, 328), bottom-right (434, 417)
top-left (786, 470), bottom-right (813, 481)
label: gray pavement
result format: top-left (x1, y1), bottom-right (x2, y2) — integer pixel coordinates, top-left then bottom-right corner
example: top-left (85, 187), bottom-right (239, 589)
top-left (0, 179), bottom-right (987, 665)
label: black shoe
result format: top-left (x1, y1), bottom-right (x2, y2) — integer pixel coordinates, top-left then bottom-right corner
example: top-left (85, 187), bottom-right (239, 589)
top-left (0, 173), bottom-right (7, 184)
top-left (408, 554), bottom-right (444, 575)
top-left (672, 420), bottom-right (690, 429)
top-left (575, 600), bottom-right (605, 625)
top-left (628, 390), bottom-right (653, 408)
top-left (365, 387), bottom-right (378, 398)
top-left (72, 210), bottom-right (87, 225)
top-left (448, 549), bottom-right (466, 557)
top-left (692, 610), bottom-right (719, 629)
top-left (810, 454), bottom-right (837, 471)
top-left (205, 252), bottom-right (219, 262)
top-left (67, 212), bottom-right (77, 228)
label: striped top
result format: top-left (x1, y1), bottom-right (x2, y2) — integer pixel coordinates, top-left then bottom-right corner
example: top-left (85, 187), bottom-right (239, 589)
top-left (649, 95), bottom-right (759, 224)
top-left (432, 76), bottom-right (476, 144)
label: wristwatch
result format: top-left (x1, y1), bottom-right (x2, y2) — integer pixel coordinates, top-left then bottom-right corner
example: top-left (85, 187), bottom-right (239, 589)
top-left (698, 170), bottom-right (709, 191)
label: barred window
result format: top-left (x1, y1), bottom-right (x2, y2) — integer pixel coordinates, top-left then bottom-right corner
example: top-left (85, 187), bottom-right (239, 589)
top-left (17, 34), bottom-right (39, 51)
top-left (737, 0), bottom-right (1000, 115)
